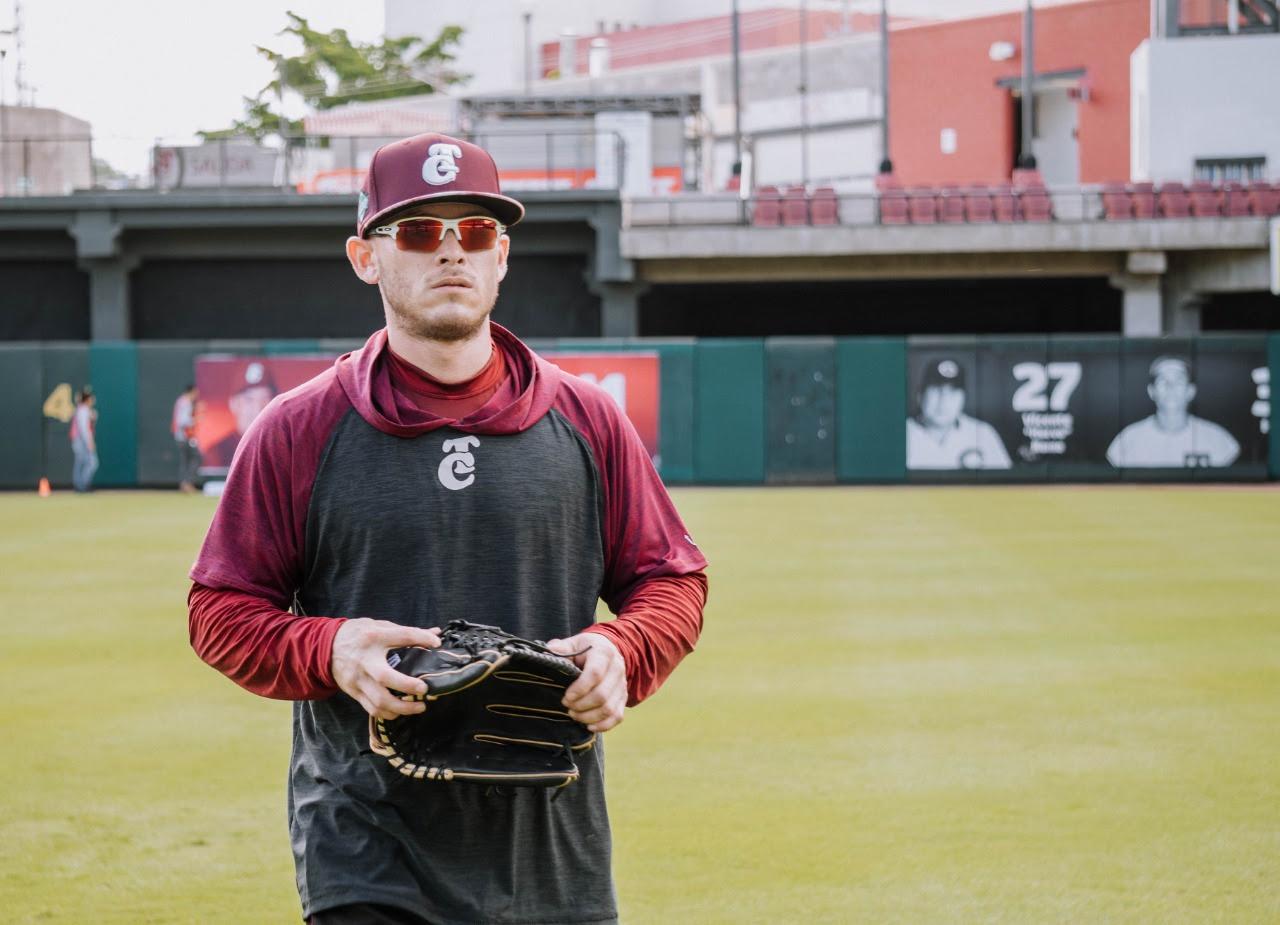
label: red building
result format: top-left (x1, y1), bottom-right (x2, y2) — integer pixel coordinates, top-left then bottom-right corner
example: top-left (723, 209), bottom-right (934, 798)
top-left (889, 0), bottom-right (1151, 186)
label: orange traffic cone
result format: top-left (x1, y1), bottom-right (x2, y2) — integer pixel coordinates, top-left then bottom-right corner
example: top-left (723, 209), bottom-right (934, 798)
top-left (38, 477), bottom-right (51, 497)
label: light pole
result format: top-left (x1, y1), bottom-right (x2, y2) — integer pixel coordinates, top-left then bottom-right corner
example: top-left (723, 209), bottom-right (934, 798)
top-left (522, 6), bottom-right (533, 94)
top-left (799, 0), bottom-right (809, 186)
top-left (731, 0), bottom-right (743, 183)
top-left (878, 0), bottom-right (892, 174)
top-left (1019, 0), bottom-right (1037, 169)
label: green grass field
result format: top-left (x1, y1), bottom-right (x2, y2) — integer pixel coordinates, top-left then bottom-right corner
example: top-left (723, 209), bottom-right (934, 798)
top-left (2, 486), bottom-right (1278, 923)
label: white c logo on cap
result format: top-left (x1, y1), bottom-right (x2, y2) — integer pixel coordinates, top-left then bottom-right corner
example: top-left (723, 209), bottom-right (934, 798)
top-left (422, 143), bottom-right (462, 186)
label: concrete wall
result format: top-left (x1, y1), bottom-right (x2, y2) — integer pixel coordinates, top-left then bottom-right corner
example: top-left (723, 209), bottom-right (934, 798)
top-left (1131, 33), bottom-right (1280, 183)
top-left (0, 106), bottom-right (92, 196)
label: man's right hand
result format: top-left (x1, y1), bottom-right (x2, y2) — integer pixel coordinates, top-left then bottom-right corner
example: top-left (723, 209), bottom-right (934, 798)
top-left (331, 619), bottom-right (441, 720)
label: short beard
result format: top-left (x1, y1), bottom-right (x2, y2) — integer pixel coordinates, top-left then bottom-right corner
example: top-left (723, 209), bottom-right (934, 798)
top-left (382, 287), bottom-right (494, 344)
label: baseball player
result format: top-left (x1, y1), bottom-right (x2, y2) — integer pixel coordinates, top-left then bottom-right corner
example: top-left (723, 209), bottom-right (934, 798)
top-left (906, 358), bottom-right (1011, 470)
top-left (187, 133), bottom-right (708, 925)
top-left (1106, 355), bottom-right (1240, 467)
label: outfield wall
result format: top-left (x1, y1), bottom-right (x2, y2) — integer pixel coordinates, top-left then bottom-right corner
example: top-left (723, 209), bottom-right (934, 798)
top-left (1, 334), bottom-right (1275, 489)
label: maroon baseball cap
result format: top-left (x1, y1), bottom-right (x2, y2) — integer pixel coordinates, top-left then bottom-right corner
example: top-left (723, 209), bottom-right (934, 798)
top-left (356, 132), bottom-right (525, 237)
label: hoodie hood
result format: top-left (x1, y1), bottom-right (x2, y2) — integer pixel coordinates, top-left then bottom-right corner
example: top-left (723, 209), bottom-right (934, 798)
top-left (334, 322), bottom-right (562, 437)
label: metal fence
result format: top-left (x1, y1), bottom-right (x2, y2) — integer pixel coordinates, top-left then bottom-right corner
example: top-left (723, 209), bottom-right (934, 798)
top-left (0, 130), bottom-right (626, 197)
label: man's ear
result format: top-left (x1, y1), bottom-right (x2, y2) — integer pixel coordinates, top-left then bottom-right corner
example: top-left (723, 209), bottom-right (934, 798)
top-left (496, 235), bottom-right (510, 281)
top-left (346, 236), bottom-right (379, 285)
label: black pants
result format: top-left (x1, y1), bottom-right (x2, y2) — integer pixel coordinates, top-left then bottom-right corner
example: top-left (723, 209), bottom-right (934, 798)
top-left (309, 903), bottom-right (433, 925)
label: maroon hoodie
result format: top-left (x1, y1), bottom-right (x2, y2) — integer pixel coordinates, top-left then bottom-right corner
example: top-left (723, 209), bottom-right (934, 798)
top-left (187, 320), bottom-right (707, 923)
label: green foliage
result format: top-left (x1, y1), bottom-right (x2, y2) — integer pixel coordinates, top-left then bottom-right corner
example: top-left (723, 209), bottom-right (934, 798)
top-left (200, 12), bottom-right (467, 143)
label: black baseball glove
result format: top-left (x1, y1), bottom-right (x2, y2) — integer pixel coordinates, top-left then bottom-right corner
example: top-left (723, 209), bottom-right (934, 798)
top-left (369, 620), bottom-right (596, 788)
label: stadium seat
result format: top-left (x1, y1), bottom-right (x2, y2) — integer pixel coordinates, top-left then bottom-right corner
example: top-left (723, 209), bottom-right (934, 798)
top-left (874, 172), bottom-right (901, 193)
top-left (1011, 167), bottom-right (1045, 189)
top-left (992, 183), bottom-right (1020, 222)
top-left (752, 185), bottom-right (782, 226)
top-left (1130, 181), bottom-right (1157, 219)
top-left (878, 187), bottom-right (909, 224)
top-left (1158, 181), bottom-right (1190, 218)
top-left (964, 185), bottom-right (994, 223)
top-left (782, 186), bottom-right (809, 226)
top-left (907, 187), bottom-right (938, 224)
top-left (810, 186), bottom-right (839, 225)
top-left (1247, 180), bottom-right (1280, 217)
top-left (1189, 180), bottom-right (1222, 217)
top-left (1018, 183), bottom-right (1054, 222)
top-left (1223, 181), bottom-right (1252, 217)
top-left (938, 185), bottom-right (966, 223)
top-left (1101, 182), bottom-right (1132, 220)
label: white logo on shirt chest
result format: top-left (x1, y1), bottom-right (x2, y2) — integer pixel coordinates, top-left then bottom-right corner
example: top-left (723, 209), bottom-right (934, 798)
top-left (438, 435), bottom-right (480, 490)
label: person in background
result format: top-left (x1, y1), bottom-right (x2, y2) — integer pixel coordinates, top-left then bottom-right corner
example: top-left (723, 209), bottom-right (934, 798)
top-left (173, 384), bottom-right (201, 493)
top-left (70, 386), bottom-right (99, 493)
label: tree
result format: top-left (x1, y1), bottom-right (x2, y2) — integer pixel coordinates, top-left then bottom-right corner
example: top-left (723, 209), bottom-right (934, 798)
top-left (202, 12), bottom-right (467, 142)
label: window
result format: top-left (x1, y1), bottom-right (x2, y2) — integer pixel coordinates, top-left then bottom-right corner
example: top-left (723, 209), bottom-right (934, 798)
top-left (1193, 157), bottom-right (1266, 183)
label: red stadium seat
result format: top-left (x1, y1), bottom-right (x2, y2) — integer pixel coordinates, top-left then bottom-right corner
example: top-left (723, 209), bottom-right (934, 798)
top-left (1011, 167), bottom-right (1045, 189)
top-left (1101, 182), bottom-right (1132, 220)
top-left (1247, 180), bottom-right (1280, 217)
top-left (878, 187), bottom-right (909, 224)
top-left (1019, 184), bottom-right (1053, 222)
top-left (907, 187), bottom-right (937, 224)
top-left (938, 185), bottom-right (966, 223)
top-left (992, 183), bottom-right (1020, 222)
top-left (782, 186), bottom-right (809, 226)
top-left (810, 186), bottom-right (839, 225)
top-left (874, 172), bottom-right (902, 193)
top-left (1189, 180), bottom-right (1222, 217)
top-left (1158, 181), bottom-right (1190, 218)
top-left (1223, 181), bottom-right (1252, 217)
top-left (752, 185), bottom-right (782, 226)
top-left (964, 185), bottom-right (994, 223)
top-left (1130, 181), bottom-right (1157, 219)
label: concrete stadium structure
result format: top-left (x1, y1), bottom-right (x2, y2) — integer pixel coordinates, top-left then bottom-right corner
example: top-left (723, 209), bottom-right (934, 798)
top-left (0, 188), bottom-right (1271, 342)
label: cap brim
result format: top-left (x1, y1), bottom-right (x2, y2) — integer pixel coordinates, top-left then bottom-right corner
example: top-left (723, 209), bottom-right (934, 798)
top-left (361, 191), bottom-right (525, 236)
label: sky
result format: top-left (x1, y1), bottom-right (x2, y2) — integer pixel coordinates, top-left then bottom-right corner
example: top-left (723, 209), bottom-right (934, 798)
top-left (11, 0), bottom-right (1067, 179)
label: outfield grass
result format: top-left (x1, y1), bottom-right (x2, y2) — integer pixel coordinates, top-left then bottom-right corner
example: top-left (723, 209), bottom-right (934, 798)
top-left (1, 486), bottom-right (1278, 923)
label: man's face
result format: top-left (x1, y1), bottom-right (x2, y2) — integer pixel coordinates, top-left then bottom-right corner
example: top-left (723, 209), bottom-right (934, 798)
top-left (354, 201), bottom-right (510, 343)
top-left (230, 385), bottom-right (274, 434)
top-left (1148, 366), bottom-right (1195, 414)
top-left (920, 384), bottom-right (965, 428)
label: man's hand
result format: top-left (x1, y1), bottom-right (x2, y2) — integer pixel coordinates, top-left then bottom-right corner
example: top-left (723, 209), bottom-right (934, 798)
top-left (332, 619), bottom-right (441, 721)
top-left (546, 632), bottom-right (627, 733)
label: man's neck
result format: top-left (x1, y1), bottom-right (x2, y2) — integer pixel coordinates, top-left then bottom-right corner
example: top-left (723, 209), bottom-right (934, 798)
top-left (386, 319), bottom-right (493, 384)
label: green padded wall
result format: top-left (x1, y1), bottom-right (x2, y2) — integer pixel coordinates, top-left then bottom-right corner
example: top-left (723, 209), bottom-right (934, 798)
top-left (89, 343), bottom-right (139, 487)
top-left (766, 338), bottom-right (835, 484)
top-left (0, 344), bottom-right (45, 488)
top-left (694, 339), bottom-right (765, 483)
top-left (836, 337), bottom-right (906, 482)
top-left (1272, 333), bottom-right (1280, 481)
top-left (135, 342), bottom-right (210, 486)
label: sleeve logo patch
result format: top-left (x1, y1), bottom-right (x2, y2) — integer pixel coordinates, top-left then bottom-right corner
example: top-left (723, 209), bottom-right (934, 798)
top-left (439, 435), bottom-right (481, 490)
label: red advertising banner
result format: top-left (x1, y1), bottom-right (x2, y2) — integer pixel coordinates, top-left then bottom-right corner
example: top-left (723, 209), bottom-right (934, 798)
top-left (543, 353), bottom-right (661, 461)
top-left (195, 355), bottom-right (332, 475)
top-left (194, 351), bottom-right (662, 476)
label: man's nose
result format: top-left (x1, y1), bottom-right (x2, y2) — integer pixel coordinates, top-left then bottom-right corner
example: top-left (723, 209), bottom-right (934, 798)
top-left (434, 229), bottom-right (467, 262)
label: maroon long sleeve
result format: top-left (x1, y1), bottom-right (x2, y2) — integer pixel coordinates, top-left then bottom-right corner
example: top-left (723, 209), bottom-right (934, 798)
top-left (189, 569), bottom-right (706, 705)
top-left (188, 582), bottom-right (345, 700)
top-left (585, 570), bottom-right (707, 706)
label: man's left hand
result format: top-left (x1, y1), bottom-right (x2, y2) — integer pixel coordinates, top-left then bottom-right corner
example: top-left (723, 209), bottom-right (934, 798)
top-left (546, 632), bottom-right (627, 733)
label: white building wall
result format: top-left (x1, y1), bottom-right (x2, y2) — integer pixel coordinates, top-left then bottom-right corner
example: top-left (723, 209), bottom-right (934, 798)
top-left (1131, 34), bottom-right (1280, 183)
